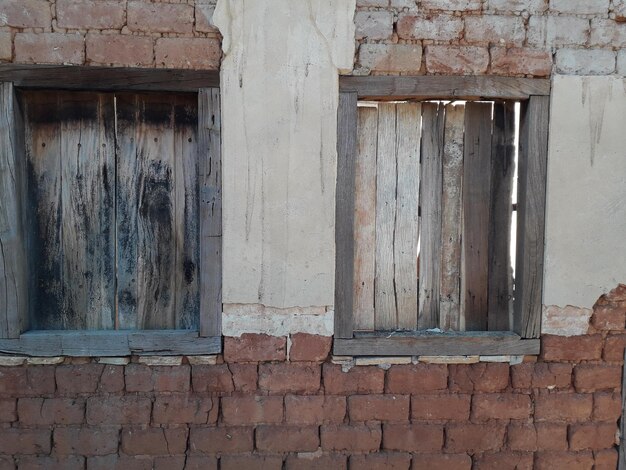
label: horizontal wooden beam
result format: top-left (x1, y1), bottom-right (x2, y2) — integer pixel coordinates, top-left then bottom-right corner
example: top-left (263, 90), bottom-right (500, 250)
top-left (0, 330), bottom-right (221, 357)
top-left (0, 65), bottom-right (219, 92)
top-left (334, 331), bottom-right (540, 356)
top-left (339, 76), bottom-right (551, 101)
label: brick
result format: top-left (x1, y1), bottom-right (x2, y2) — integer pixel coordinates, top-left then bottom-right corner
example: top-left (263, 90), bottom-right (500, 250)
top-left (508, 423), bottom-right (538, 451)
top-left (0, 456), bottom-right (12, 470)
top-left (472, 393), bottom-right (532, 420)
top-left (536, 423), bottom-right (569, 451)
top-left (421, 0), bottom-right (481, 10)
top-left (527, 16), bottom-right (590, 48)
top-left (569, 423), bottom-right (617, 451)
top-left (195, 1), bottom-right (218, 33)
top-left (56, 364), bottom-right (103, 394)
top-left (445, 423), bottom-right (506, 452)
top-left (224, 334), bottom-right (286, 362)
top-left (0, 33), bottom-right (11, 61)
top-left (411, 454), bottom-right (472, 470)
top-left (87, 455), bottom-right (153, 470)
top-left (411, 394), bottom-right (470, 421)
top-left (490, 47), bottom-right (552, 77)
top-left (465, 16), bottom-right (526, 46)
top-left (591, 303), bottom-right (626, 329)
top-left (18, 397), bottom-right (84, 425)
top-left (15, 455), bottom-right (84, 470)
top-left (191, 364), bottom-right (234, 393)
top-left (349, 394), bottom-right (409, 422)
top-left (125, 364), bottom-right (190, 392)
top-left (604, 334), bottom-right (626, 361)
top-left (221, 396), bottom-right (283, 425)
top-left (57, 0), bottom-right (125, 29)
top-left (229, 363), bottom-right (258, 392)
top-left (511, 362), bottom-right (572, 390)
top-left (550, 0), bottom-right (609, 14)
top-left (0, 399), bottom-right (16, 422)
top-left (321, 424), bottom-right (381, 452)
top-left (285, 454), bottom-right (347, 470)
top-left (185, 455), bottom-right (218, 470)
top-left (14, 32), bottom-right (84, 65)
top-left (54, 426), bottom-right (118, 456)
top-left (383, 424), bottom-right (444, 452)
top-left (449, 363), bottom-right (509, 392)
top-left (289, 333), bottom-right (332, 362)
top-left (535, 451), bottom-right (594, 470)
top-left (121, 427), bottom-right (188, 456)
top-left (593, 392), bottom-right (621, 422)
top-left (87, 396), bottom-right (152, 425)
top-left (487, 0), bottom-right (548, 13)
top-left (358, 44), bottom-right (422, 74)
top-left (594, 448), bottom-right (618, 469)
top-left (87, 34), bottom-right (154, 67)
top-left (221, 455), bottom-right (283, 470)
top-left (541, 335), bottom-right (603, 362)
top-left (349, 453), bottom-right (411, 470)
top-left (0, 429), bottom-right (51, 454)
top-left (509, 423), bottom-right (570, 452)
top-left (285, 395), bottom-right (346, 424)
top-left (99, 365), bottom-right (124, 392)
top-left (574, 364), bottom-right (621, 392)
top-left (397, 13), bottom-right (463, 41)
top-left (535, 393), bottom-right (592, 422)
top-left (355, 11), bottom-right (393, 40)
top-left (324, 364), bottom-right (384, 395)
top-left (259, 363), bottom-right (321, 394)
top-left (127, 0), bottom-right (194, 33)
top-left (256, 425), bottom-right (319, 452)
top-left (153, 395), bottom-right (217, 425)
top-left (386, 364), bottom-right (447, 394)
top-left (0, 0), bottom-right (51, 28)
top-left (154, 456), bottom-right (185, 470)
top-left (474, 452), bottom-right (533, 470)
top-left (0, 366), bottom-right (55, 396)
top-left (189, 426), bottom-right (254, 454)
top-left (155, 38), bottom-right (221, 70)
top-left (425, 46), bottom-right (489, 75)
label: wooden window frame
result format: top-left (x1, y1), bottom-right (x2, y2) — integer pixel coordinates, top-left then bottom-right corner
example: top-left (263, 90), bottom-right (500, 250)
top-left (334, 76), bottom-right (550, 357)
top-left (0, 65), bottom-right (222, 356)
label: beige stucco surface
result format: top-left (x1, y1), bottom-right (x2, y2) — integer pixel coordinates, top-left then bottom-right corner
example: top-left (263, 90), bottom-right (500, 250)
top-left (214, 0), bottom-right (356, 309)
top-left (543, 75), bottom-right (626, 312)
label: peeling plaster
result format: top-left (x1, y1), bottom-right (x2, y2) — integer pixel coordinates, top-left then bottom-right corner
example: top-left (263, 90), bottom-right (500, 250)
top-left (542, 305), bottom-right (593, 336)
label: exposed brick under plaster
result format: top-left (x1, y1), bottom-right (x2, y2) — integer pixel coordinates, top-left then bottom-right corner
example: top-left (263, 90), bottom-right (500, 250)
top-left (0, 285), bottom-right (624, 469)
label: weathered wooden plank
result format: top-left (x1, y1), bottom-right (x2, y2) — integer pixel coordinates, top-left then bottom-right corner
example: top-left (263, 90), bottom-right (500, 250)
top-left (488, 102), bottom-right (516, 331)
top-left (514, 96), bottom-right (549, 339)
top-left (440, 103), bottom-right (465, 332)
top-left (353, 105), bottom-right (378, 331)
top-left (335, 92), bottom-right (358, 339)
top-left (419, 103), bottom-right (444, 329)
top-left (463, 102), bottom-right (493, 331)
top-left (198, 88), bottom-right (222, 337)
top-left (0, 64), bottom-right (219, 92)
top-left (0, 330), bottom-right (221, 356)
top-left (340, 76), bottom-right (551, 100)
top-left (620, 350), bottom-right (626, 470)
top-left (334, 333), bottom-right (540, 356)
top-left (394, 103), bottom-right (421, 330)
top-left (0, 82), bottom-right (28, 338)
top-left (375, 103), bottom-right (398, 330)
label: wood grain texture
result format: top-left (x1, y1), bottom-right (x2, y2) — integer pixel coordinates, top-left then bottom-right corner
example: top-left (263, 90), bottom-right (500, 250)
top-left (463, 102), bottom-right (493, 331)
top-left (0, 82), bottom-right (28, 338)
top-left (198, 88), bottom-right (222, 337)
top-left (334, 92), bottom-right (358, 339)
top-left (334, 332), bottom-right (540, 356)
top-left (394, 103), bottom-right (421, 330)
top-left (0, 65), bottom-right (219, 92)
top-left (353, 105), bottom-right (378, 331)
top-left (419, 103), bottom-right (444, 329)
top-left (514, 96), bottom-right (549, 339)
top-left (488, 102), bottom-right (516, 331)
top-left (375, 103), bottom-right (398, 330)
top-left (340, 76), bottom-right (551, 100)
top-left (440, 103), bottom-right (465, 332)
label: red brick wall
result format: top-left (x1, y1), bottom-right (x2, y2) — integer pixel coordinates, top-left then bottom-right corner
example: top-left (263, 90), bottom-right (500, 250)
top-left (0, 286), bottom-right (624, 469)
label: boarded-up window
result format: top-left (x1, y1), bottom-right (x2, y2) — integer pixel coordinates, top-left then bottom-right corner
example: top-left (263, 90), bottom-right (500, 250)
top-left (352, 100), bottom-right (517, 333)
top-left (22, 90), bottom-right (201, 331)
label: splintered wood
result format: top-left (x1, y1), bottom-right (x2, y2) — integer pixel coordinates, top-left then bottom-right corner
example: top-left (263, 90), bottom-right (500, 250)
top-left (352, 100), bottom-right (516, 332)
